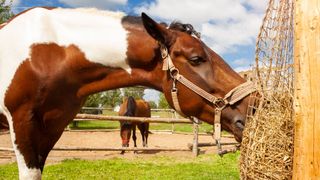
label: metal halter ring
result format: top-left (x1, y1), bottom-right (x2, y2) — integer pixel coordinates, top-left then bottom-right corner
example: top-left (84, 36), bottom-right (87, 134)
top-left (169, 68), bottom-right (180, 79)
top-left (214, 98), bottom-right (227, 109)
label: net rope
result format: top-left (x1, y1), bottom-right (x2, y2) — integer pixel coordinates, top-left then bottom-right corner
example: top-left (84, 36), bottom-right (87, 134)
top-left (240, 0), bottom-right (294, 179)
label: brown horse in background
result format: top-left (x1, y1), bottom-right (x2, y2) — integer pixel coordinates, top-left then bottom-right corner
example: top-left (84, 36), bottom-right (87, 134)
top-left (118, 96), bottom-right (150, 154)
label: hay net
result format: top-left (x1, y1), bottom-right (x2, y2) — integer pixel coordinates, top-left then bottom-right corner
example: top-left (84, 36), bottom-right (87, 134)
top-left (240, 0), bottom-right (294, 179)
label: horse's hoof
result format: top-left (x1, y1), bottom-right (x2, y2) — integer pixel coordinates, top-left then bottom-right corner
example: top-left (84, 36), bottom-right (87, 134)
top-left (120, 151), bottom-right (125, 155)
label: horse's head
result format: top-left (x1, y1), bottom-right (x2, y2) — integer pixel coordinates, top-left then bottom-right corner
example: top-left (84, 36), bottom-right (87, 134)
top-left (120, 121), bottom-right (132, 147)
top-left (141, 13), bottom-right (254, 142)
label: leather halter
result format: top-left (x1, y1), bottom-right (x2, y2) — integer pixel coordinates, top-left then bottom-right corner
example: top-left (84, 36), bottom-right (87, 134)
top-left (159, 43), bottom-right (256, 154)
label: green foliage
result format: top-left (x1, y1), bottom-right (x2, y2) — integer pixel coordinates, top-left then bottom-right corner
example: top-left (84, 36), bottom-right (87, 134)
top-left (84, 93), bottom-right (104, 107)
top-left (103, 90), bottom-right (122, 108)
top-left (84, 90), bottom-right (121, 108)
top-left (147, 101), bottom-right (157, 109)
top-left (122, 87), bottom-right (145, 99)
top-left (158, 93), bottom-right (170, 108)
top-left (0, 153), bottom-right (240, 179)
top-left (0, 0), bottom-right (14, 24)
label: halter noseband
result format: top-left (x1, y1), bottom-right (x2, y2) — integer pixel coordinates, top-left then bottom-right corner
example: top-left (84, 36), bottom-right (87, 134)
top-left (159, 43), bottom-right (256, 155)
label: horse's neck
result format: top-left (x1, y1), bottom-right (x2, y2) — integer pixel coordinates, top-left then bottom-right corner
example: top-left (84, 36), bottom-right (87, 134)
top-left (76, 30), bottom-right (164, 97)
top-left (77, 65), bottom-right (164, 98)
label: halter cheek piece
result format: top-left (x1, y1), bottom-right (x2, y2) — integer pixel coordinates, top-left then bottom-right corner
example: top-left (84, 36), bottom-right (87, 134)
top-left (159, 43), bottom-right (256, 155)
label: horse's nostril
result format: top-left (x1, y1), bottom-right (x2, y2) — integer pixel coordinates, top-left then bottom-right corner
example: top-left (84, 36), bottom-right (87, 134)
top-left (235, 120), bottom-right (245, 130)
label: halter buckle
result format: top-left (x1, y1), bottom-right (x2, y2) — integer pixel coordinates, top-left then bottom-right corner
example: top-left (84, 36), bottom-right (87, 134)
top-left (214, 98), bottom-right (227, 109)
top-left (159, 43), bottom-right (168, 59)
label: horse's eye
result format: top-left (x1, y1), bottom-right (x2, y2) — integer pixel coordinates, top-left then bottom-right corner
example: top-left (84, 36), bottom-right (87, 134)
top-left (189, 56), bottom-right (205, 66)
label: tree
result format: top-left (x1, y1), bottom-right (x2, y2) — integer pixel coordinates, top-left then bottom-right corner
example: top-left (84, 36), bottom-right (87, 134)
top-left (84, 93), bottom-right (106, 107)
top-left (83, 89), bottom-right (122, 108)
top-left (147, 101), bottom-right (157, 109)
top-left (122, 87), bottom-right (145, 99)
top-left (104, 89), bottom-right (122, 108)
top-left (158, 93), bottom-right (170, 109)
top-left (0, 0), bottom-right (14, 24)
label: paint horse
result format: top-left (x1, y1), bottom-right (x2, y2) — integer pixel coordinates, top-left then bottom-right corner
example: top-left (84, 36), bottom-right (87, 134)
top-left (118, 96), bottom-right (150, 154)
top-left (0, 7), bottom-right (254, 179)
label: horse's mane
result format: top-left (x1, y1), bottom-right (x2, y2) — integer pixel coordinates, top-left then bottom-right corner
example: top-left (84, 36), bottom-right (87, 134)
top-left (169, 21), bottom-right (201, 38)
top-left (122, 16), bottom-right (200, 38)
top-left (124, 96), bottom-right (136, 117)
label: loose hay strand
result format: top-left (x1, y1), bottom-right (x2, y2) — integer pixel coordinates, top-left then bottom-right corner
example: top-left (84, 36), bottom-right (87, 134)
top-left (240, 0), bottom-right (294, 179)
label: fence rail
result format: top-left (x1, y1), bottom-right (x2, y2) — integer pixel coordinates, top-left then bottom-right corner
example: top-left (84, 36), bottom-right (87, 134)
top-left (74, 114), bottom-right (193, 124)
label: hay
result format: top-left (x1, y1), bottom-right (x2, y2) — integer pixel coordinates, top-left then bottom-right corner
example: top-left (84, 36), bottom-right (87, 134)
top-left (240, 0), bottom-right (294, 179)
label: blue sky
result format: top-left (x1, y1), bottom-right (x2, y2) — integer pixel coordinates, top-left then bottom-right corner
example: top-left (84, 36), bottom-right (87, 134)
top-left (9, 0), bottom-right (268, 103)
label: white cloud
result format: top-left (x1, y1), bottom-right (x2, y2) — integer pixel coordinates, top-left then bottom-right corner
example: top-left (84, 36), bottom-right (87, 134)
top-left (233, 58), bottom-right (249, 66)
top-left (134, 0), bottom-right (267, 55)
top-left (11, 0), bottom-right (20, 6)
top-left (59, 0), bottom-right (127, 10)
top-left (143, 89), bottom-right (160, 104)
top-left (5, 0), bottom-right (20, 6)
top-left (4, 0), bottom-right (21, 14)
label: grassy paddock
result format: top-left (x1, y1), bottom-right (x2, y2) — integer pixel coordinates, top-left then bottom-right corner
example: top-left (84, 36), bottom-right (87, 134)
top-left (0, 153), bottom-right (240, 180)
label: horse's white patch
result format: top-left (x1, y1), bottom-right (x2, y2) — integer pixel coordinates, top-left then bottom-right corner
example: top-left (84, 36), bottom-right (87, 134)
top-left (20, 168), bottom-right (41, 180)
top-left (0, 7), bottom-right (129, 179)
top-left (0, 7), bottom-right (130, 116)
top-left (1, 106), bottom-right (41, 180)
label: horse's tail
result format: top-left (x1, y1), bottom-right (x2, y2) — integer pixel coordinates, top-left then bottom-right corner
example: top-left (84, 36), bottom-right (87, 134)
top-left (124, 96), bottom-right (136, 117)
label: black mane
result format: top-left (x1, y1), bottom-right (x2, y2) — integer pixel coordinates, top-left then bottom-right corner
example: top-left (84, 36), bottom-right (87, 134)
top-left (122, 16), bottom-right (200, 38)
top-left (169, 21), bottom-right (201, 38)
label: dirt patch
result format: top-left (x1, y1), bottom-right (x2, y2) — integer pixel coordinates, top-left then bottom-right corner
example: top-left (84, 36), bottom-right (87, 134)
top-left (0, 131), bottom-right (237, 165)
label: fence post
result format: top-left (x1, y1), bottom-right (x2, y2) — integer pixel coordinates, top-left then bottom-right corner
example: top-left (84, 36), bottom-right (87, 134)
top-left (293, 0), bottom-right (320, 178)
top-left (171, 110), bottom-right (177, 134)
top-left (192, 117), bottom-right (199, 156)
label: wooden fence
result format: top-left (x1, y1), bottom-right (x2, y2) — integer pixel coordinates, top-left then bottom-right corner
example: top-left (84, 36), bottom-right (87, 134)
top-left (73, 113), bottom-right (200, 156)
top-left (0, 109), bottom-right (238, 156)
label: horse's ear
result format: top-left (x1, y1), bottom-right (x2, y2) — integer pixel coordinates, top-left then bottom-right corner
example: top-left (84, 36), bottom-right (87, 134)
top-left (141, 13), bottom-right (173, 45)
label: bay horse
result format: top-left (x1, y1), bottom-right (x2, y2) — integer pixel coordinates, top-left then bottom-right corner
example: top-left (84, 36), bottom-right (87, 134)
top-left (0, 7), bottom-right (255, 179)
top-left (118, 96), bottom-right (150, 154)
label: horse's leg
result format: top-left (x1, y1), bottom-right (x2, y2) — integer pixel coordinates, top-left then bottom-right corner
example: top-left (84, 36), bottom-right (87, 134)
top-left (3, 96), bottom-right (82, 180)
top-left (145, 123), bottom-right (149, 148)
top-left (3, 106), bottom-right (42, 180)
top-left (132, 124), bottom-right (137, 148)
top-left (138, 123), bottom-right (147, 147)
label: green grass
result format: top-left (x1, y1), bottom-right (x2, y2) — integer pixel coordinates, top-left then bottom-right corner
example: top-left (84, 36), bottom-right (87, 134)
top-left (0, 153), bottom-right (240, 180)
top-left (69, 120), bottom-right (216, 134)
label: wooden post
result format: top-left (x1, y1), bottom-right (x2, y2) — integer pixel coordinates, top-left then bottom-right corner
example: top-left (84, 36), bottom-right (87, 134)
top-left (293, 0), bottom-right (320, 179)
top-left (192, 117), bottom-right (199, 156)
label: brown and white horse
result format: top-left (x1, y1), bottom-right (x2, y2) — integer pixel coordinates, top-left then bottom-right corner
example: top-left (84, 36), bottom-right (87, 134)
top-left (118, 96), bottom-right (150, 154)
top-left (0, 7), bottom-right (251, 179)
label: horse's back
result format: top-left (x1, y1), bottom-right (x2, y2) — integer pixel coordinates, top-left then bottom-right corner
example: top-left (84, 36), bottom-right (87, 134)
top-left (135, 100), bottom-right (151, 117)
top-left (118, 98), bottom-right (150, 117)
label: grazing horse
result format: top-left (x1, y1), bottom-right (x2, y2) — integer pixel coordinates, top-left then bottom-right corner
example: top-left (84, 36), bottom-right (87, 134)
top-left (118, 96), bottom-right (150, 154)
top-left (0, 7), bottom-right (255, 179)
